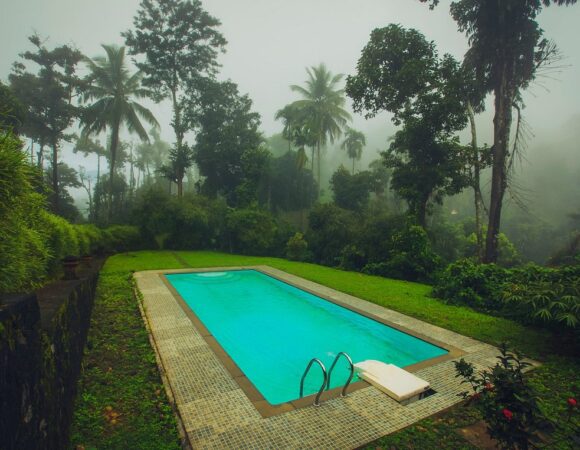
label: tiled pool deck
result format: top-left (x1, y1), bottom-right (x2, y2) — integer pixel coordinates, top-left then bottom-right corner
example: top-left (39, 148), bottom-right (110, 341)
top-left (135, 266), bottom-right (504, 449)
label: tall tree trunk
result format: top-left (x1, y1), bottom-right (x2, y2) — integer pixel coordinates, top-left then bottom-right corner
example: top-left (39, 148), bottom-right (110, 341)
top-left (484, 62), bottom-right (515, 263)
top-left (177, 177), bottom-right (183, 197)
top-left (95, 155), bottom-right (101, 221)
top-left (37, 141), bottom-right (45, 169)
top-left (171, 88), bottom-right (183, 150)
top-left (129, 144), bottom-right (135, 197)
top-left (171, 86), bottom-right (186, 198)
top-left (417, 193), bottom-right (429, 229)
top-left (108, 121), bottom-right (121, 222)
top-left (51, 141), bottom-right (58, 213)
top-left (352, 157), bottom-right (355, 174)
top-left (467, 102), bottom-right (484, 262)
top-left (316, 142), bottom-right (321, 199)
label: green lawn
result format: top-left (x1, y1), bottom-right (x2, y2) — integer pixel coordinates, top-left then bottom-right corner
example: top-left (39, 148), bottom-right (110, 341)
top-left (70, 251), bottom-right (579, 449)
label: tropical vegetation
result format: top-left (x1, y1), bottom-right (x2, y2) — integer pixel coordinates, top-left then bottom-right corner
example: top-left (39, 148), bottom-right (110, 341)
top-left (1, 0), bottom-right (579, 448)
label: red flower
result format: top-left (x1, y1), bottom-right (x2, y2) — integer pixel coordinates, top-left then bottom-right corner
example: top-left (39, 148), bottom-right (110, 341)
top-left (502, 408), bottom-right (513, 421)
top-left (484, 383), bottom-right (494, 392)
top-left (568, 398), bottom-right (577, 407)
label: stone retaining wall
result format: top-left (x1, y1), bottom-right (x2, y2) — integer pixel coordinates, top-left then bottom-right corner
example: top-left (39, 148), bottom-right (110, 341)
top-left (0, 260), bottom-right (102, 450)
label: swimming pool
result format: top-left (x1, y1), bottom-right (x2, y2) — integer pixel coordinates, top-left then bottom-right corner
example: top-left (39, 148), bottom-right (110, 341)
top-left (166, 269), bottom-right (448, 406)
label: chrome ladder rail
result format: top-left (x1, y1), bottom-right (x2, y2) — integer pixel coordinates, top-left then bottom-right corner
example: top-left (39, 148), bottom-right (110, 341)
top-left (299, 358), bottom-right (328, 406)
top-left (326, 352), bottom-right (354, 397)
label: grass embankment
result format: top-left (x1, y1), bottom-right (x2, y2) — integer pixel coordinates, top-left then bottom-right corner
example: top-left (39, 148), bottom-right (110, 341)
top-left (71, 251), bottom-right (579, 449)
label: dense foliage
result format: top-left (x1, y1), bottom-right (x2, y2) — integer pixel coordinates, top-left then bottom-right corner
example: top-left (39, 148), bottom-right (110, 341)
top-left (434, 259), bottom-right (580, 332)
top-left (455, 344), bottom-right (551, 449)
top-left (0, 132), bottom-right (142, 294)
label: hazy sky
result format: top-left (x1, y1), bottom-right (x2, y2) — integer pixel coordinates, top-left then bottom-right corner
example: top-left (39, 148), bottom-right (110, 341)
top-left (1, 0), bottom-right (579, 168)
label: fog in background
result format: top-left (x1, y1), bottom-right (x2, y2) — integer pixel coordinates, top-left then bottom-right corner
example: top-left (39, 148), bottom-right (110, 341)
top-left (1, 0), bottom-right (579, 251)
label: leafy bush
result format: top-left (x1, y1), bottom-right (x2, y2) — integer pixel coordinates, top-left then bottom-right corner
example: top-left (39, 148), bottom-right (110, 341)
top-left (133, 190), bottom-right (229, 250)
top-left (307, 204), bottom-right (356, 266)
top-left (225, 208), bottom-right (277, 255)
top-left (464, 231), bottom-right (521, 268)
top-left (101, 225), bottom-right (143, 253)
top-left (434, 260), bottom-right (580, 332)
top-left (363, 226), bottom-right (441, 282)
top-left (356, 212), bottom-right (409, 265)
top-left (74, 224), bottom-right (105, 254)
top-left (340, 244), bottom-right (367, 270)
top-left (163, 197), bottom-right (212, 250)
top-left (433, 259), bottom-right (507, 309)
top-left (42, 211), bottom-right (81, 274)
top-left (132, 187), bottom-right (176, 248)
top-left (0, 133), bottom-right (50, 293)
top-left (501, 265), bottom-right (580, 329)
top-left (285, 232), bottom-right (309, 261)
top-left (455, 343), bottom-right (551, 449)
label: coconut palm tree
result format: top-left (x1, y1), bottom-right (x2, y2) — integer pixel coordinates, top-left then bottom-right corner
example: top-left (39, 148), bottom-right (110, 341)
top-left (80, 44), bottom-right (158, 220)
top-left (341, 128), bottom-right (366, 173)
top-left (289, 64), bottom-right (351, 197)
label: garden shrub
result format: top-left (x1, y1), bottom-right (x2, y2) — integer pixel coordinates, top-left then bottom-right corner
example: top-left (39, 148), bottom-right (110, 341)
top-left (132, 187), bottom-right (176, 249)
top-left (463, 230), bottom-right (521, 268)
top-left (363, 226), bottom-right (441, 282)
top-left (285, 232), bottom-right (309, 262)
top-left (455, 343), bottom-right (552, 449)
top-left (433, 259), bottom-right (507, 309)
top-left (501, 264), bottom-right (580, 330)
top-left (357, 212), bottom-right (408, 265)
top-left (133, 190), bottom-right (229, 251)
top-left (102, 225), bottom-right (142, 253)
top-left (225, 208), bottom-right (277, 255)
top-left (307, 204), bottom-right (356, 266)
top-left (0, 131), bottom-right (145, 294)
top-left (163, 197), bottom-right (211, 250)
top-left (340, 244), bottom-right (367, 271)
top-left (74, 224), bottom-right (104, 254)
top-left (271, 218), bottom-right (297, 257)
top-left (42, 211), bottom-right (81, 274)
top-left (0, 132), bottom-right (50, 293)
top-left (434, 260), bottom-right (580, 332)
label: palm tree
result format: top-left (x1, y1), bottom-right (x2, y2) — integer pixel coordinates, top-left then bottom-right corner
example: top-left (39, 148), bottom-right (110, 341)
top-left (275, 103), bottom-right (315, 172)
top-left (80, 44), bottom-right (158, 220)
top-left (289, 64), bottom-right (351, 197)
top-left (341, 128), bottom-right (366, 173)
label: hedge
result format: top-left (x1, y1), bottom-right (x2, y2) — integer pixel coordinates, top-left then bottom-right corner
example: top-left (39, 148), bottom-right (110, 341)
top-left (0, 131), bottom-right (142, 294)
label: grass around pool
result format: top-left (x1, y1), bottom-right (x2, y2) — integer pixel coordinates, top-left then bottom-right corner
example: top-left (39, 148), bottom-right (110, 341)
top-left (71, 251), bottom-right (578, 449)
top-left (109, 250), bottom-right (556, 357)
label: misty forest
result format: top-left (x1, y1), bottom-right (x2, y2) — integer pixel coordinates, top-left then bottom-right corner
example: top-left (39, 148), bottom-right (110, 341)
top-left (1, 0), bottom-right (579, 449)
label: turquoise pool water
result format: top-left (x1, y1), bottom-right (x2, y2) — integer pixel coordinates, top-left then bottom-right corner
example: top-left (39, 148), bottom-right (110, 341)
top-left (166, 270), bottom-right (447, 405)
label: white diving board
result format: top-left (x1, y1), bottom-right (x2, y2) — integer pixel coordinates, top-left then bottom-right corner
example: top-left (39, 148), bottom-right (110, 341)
top-left (354, 360), bottom-right (430, 405)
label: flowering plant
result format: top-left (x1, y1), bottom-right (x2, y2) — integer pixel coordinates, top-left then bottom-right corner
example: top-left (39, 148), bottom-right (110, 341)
top-left (454, 343), bottom-right (550, 449)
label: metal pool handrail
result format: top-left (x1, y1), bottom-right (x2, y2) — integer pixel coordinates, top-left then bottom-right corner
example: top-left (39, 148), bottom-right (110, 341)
top-left (299, 358), bottom-right (328, 406)
top-left (326, 352), bottom-right (354, 397)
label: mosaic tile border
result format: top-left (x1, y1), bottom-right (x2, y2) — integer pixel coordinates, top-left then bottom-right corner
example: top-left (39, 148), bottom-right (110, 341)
top-left (135, 265), bottom-right (510, 449)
